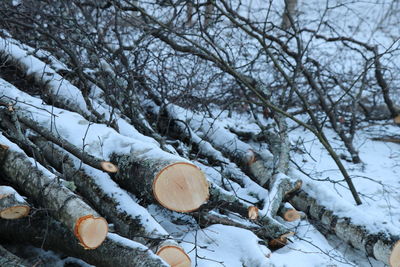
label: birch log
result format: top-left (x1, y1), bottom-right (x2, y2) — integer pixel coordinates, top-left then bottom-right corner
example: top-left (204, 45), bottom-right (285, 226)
top-left (30, 135), bottom-right (191, 267)
top-left (0, 211), bottom-right (168, 267)
top-left (0, 136), bottom-right (108, 249)
top-left (0, 90), bottom-right (209, 213)
top-left (16, 114), bottom-right (118, 173)
top-left (173, 109), bottom-right (274, 187)
top-left (289, 190), bottom-right (400, 267)
top-left (0, 186), bottom-right (30, 219)
top-left (111, 152), bottom-right (209, 213)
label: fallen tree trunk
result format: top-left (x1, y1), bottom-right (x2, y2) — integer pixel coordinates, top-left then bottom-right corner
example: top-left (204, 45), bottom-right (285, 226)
top-left (0, 185), bottom-right (30, 219)
top-left (0, 136), bottom-right (108, 249)
top-left (151, 103), bottom-right (274, 188)
top-left (0, 245), bottom-right (27, 267)
top-left (15, 113), bottom-right (118, 174)
top-left (111, 152), bottom-right (209, 213)
top-left (289, 190), bottom-right (400, 266)
top-left (186, 114), bottom-right (274, 188)
top-left (30, 135), bottom-right (191, 266)
top-left (0, 211), bottom-right (168, 267)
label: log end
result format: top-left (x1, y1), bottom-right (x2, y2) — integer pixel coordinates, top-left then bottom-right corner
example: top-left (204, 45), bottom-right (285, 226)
top-left (153, 162), bottom-right (209, 213)
top-left (0, 205), bottom-right (30, 219)
top-left (248, 206), bottom-right (259, 220)
top-left (157, 245), bottom-right (191, 267)
top-left (74, 215), bottom-right (108, 249)
top-left (394, 115), bottom-right (400, 125)
top-left (390, 240), bottom-right (400, 267)
top-left (282, 209), bottom-right (301, 222)
top-left (268, 232), bottom-right (294, 250)
top-left (100, 161), bottom-right (118, 173)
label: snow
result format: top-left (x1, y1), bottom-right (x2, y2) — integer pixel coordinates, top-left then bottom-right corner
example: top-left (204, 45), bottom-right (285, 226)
top-left (290, 123), bottom-right (400, 235)
top-left (0, 37), bottom-right (91, 116)
top-left (0, 132), bottom-right (58, 181)
top-left (0, 185), bottom-right (25, 202)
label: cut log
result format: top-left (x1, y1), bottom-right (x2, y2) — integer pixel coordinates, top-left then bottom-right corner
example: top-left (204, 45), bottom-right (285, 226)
top-left (289, 190), bottom-right (400, 266)
top-left (0, 136), bottom-right (108, 249)
top-left (0, 245), bottom-right (27, 267)
top-left (0, 89), bottom-right (208, 213)
top-left (0, 211), bottom-right (168, 267)
top-left (29, 136), bottom-right (191, 266)
top-left (0, 185), bottom-right (30, 219)
top-left (156, 240), bottom-right (191, 267)
top-left (113, 153), bottom-right (209, 212)
top-left (171, 108), bottom-right (274, 187)
top-left (267, 174), bottom-right (302, 218)
top-left (248, 206), bottom-right (259, 220)
top-left (15, 114), bottom-right (118, 174)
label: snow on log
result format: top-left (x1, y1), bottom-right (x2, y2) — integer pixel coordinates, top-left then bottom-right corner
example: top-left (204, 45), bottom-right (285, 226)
top-left (0, 136), bottom-right (108, 249)
top-left (289, 190), bottom-right (400, 266)
top-left (149, 103), bottom-right (270, 208)
top-left (157, 104), bottom-right (273, 188)
top-left (185, 112), bottom-right (274, 187)
top-left (30, 136), bottom-right (191, 266)
top-left (15, 114), bottom-right (118, 174)
top-left (0, 211), bottom-right (168, 267)
top-left (206, 183), bottom-right (293, 242)
top-left (0, 79), bottom-right (209, 213)
top-left (0, 245), bottom-right (27, 267)
top-left (0, 185), bottom-right (30, 219)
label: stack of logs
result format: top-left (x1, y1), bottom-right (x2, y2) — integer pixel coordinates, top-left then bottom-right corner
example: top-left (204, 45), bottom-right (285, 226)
top-left (0, 100), bottom-right (399, 267)
top-left (0, 67), bottom-right (398, 267)
top-left (0, 101), bottom-right (303, 266)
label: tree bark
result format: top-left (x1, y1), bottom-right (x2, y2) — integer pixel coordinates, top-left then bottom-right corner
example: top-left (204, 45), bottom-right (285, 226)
top-left (289, 190), bottom-right (400, 266)
top-left (0, 211), bottom-right (168, 267)
top-left (111, 152), bottom-right (209, 213)
top-left (16, 114), bottom-right (118, 173)
top-left (30, 135), bottom-right (191, 266)
top-left (0, 245), bottom-right (27, 267)
top-left (0, 136), bottom-right (108, 249)
top-left (0, 185), bottom-right (30, 219)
